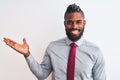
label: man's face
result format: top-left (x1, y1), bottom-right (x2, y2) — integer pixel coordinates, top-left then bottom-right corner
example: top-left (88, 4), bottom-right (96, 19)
top-left (64, 12), bottom-right (86, 42)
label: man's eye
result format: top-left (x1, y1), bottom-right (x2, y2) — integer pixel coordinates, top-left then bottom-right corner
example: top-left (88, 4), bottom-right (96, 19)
top-left (77, 20), bottom-right (82, 24)
top-left (67, 21), bottom-right (73, 25)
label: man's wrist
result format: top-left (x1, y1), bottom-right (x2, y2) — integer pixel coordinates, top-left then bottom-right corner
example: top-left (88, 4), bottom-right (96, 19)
top-left (24, 51), bottom-right (30, 57)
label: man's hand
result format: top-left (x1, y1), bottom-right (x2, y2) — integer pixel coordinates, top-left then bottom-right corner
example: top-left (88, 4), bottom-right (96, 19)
top-left (3, 38), bottom-right (30, 57)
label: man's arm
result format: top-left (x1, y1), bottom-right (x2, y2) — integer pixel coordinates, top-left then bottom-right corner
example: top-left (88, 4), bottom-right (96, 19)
top-left (3, 38), bottom-right (52, 80)
top-left (92, 49), bottom-right (106, 80)
top-left (25, 52), bottom-right (52, 80)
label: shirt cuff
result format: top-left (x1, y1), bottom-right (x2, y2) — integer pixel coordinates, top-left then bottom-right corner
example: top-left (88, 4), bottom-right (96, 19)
top-left (25, 54), bottom-right (34, 62)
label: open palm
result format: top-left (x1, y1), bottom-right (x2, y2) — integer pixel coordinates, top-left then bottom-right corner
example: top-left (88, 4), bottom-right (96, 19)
top-left (4, 38), bottom-right (30, 57)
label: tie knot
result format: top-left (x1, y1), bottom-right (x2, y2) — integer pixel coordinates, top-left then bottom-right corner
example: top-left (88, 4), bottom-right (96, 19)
top-left (71, 43), bottom-right (77, 47)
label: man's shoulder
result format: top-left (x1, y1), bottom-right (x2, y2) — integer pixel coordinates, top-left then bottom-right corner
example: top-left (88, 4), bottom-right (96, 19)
top-left (82, 39), bottom-right (101, 51)
top-left (82, 39), bottom-right (104, 59)
top-left (47, 37), bottom-right (66, 47)
top-left (51, 37), bottom-right (66, 44)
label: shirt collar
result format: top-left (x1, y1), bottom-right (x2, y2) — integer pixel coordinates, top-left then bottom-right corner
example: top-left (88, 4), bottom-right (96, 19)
top-left (65, 37), bottom-right (84, 46)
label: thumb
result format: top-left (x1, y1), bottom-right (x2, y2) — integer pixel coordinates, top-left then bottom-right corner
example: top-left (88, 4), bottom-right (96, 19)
top-left (23, 38), bottom-right (27, 44)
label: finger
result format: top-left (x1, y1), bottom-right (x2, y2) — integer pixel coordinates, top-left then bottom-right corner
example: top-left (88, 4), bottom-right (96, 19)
top-left (3, 38), bottom-right (16, 47)
top-left (3, 38), bottom-right (11, 44)
top-left (4, 38), bottom-right (16, 44)
top-left (23, 38), bottom-right (27, 44)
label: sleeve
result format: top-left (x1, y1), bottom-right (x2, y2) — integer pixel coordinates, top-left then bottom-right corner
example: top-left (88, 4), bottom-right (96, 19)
top-left (92, 49), bottom-right (106, 80)
top-left (25, 48), bottom-right (52, 80)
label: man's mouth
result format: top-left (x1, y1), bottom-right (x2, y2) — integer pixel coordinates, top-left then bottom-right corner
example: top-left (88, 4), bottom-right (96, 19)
top-left (71, 30), bottom-right (80, 35)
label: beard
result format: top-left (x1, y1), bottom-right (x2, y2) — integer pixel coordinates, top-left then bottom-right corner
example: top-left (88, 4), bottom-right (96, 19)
top-left (65, 27), bottom-right (84, 42)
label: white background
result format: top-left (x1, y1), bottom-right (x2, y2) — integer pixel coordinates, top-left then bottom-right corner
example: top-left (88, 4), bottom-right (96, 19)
top-left (0, 0), bottom-right (120, 80)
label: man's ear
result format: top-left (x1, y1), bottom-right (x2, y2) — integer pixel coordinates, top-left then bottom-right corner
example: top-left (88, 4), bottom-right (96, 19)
top-left (64, 21), bottom-right (66, 27)
top-left (83, 20), bottom-right (86, 27)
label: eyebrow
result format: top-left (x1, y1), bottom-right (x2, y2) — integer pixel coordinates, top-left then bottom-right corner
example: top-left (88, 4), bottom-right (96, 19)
top-left (66, 19), bottom-right (82, 22)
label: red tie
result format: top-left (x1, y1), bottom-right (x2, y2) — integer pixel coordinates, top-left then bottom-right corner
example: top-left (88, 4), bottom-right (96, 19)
top-left (67, 43), bottom-right (77, 80)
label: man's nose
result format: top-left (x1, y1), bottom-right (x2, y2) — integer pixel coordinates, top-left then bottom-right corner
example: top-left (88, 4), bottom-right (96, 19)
top-left (72, 22), bottom-right (77, 28)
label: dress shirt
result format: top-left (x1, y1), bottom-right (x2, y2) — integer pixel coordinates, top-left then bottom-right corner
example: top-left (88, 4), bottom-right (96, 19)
top-left (25, 37), bottom-right (106, 80)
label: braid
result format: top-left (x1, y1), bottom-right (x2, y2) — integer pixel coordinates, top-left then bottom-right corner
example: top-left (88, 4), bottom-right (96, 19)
top-left (64, 4), bottom-right (85, 19)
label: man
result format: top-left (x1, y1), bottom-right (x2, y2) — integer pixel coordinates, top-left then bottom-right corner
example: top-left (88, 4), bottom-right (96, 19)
top-left (4, 4), bottom-right (106, 80)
